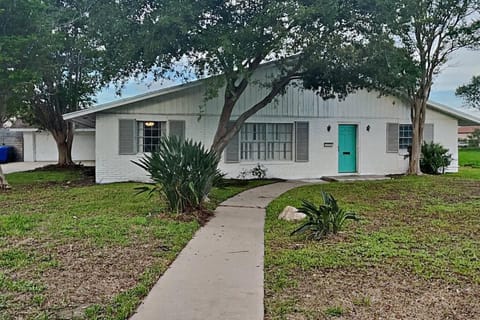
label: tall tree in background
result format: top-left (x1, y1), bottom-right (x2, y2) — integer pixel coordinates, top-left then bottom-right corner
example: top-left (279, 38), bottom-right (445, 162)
top-left (456, 75), bottom-right (480, 108)
top-left (0, 0), bottom-right (46, 188)
top-left (99, 0), bottom-right (382, 154)
top-left (368, 0), bottom-right (480, 174)
top-left (1, 0), bottom-right (118, 166)
top-left (16, 0), bottom-right (114, 165)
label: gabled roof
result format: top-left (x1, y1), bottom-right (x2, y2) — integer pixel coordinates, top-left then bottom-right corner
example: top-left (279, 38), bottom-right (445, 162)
top-left (64, 80), bottom-right (204, 127)
top-left (64, 77), bottom-right (480, 127)
top-left (427, 101), bottom-right (480, 126)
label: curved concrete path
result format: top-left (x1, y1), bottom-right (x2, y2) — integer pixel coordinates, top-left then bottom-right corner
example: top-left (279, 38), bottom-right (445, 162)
top-left (130, 181), bottom-right (305, 320)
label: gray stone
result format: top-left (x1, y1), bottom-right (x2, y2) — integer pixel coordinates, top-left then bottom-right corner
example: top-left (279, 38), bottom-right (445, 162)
top-left (278, 206), bottom-right (306, 221)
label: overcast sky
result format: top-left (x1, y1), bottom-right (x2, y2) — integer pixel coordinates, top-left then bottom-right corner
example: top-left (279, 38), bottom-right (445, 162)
top-left (96, 49), bottom-right (480, 116)
top-left (430, 49), bottom-right (480, 111)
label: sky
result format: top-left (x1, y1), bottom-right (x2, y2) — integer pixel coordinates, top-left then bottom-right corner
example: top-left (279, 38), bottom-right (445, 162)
top-left (95, 49), bottom-right (480, 116)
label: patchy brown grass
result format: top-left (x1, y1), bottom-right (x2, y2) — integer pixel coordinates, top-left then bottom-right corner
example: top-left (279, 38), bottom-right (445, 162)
top-left (1, 169), bottom-right (272, 319)
top-left (265, 169), bottom-right (480, 319)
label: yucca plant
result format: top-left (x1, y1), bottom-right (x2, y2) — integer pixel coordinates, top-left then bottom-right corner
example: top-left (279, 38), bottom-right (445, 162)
top-left (133, 136), bottom-right (223, 213)
top-left (420, 142), bottom-right (452, 174)
top-left (291, 191), bottom-right (359, 240)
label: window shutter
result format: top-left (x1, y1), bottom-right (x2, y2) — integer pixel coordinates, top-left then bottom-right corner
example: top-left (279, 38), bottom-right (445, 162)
top-left (295, 122), bottom-right (309, 162)
top-left (225, 121), bottom-right (240, 163)
top-left (119, 119), bottom-right (136, 155)
top-left (386, 123), bottom-right (399, 153)
top-left (169, 120), bottom-right (186, 140)
top-left (423, 123), bottom-right (434, 143)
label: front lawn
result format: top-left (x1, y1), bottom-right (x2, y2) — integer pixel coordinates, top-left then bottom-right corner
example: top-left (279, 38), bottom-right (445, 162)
top-left (265, 168), bottom-right (480, 319)
top-left (459, 148), bottom-right (480, 167)
top-left (0, 168), bottom-right (273, 319)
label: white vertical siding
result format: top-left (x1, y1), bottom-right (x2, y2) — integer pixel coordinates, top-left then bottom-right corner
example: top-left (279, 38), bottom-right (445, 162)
top-left (22, 130), bottom-right (95, 162)
top-left (93, 65), bottom-right (460, 183)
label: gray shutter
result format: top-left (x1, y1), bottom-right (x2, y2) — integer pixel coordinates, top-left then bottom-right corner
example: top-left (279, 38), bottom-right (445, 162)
top-left (423, 123), bottom-right (434, 143)
top-left (119, 119), bottom-right (136, 155)
top-left (295, 122), bottom-right (309, 162)
top-left (386, 123), bottom-right (399, 153)
top-left (225, 121), bottom-right (240, 163)
top-left (169, 120), bottom-right (186, 140)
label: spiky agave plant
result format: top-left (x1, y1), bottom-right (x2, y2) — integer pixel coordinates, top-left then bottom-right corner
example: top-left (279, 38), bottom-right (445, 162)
top-left (291, 191), bottom-right (359, 240)
top-left (133, 136), bottom-right (224, 213)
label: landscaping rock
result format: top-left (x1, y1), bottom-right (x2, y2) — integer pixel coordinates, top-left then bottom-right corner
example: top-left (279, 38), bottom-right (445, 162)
top-left (278, 206), bottom-right (306, 221)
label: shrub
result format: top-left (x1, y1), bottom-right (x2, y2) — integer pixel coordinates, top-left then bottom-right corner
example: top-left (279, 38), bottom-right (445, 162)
top-left (237, 163), bottom-right (267, 179)
top-left (133, 136), bottom-right (223, 213)
top-left (250, 163), bottom-right (267, 179)
top-left (420, 142), bottom-right (452, 174)
top-left (291, 191), bottom-right (359, 240)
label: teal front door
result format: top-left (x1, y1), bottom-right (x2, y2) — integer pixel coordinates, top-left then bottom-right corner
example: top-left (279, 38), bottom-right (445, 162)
top-left (338, 125), bottom-right (357, 173)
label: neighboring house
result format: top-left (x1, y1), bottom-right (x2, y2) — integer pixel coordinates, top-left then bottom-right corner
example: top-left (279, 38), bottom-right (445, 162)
top-left (64, 66), bottom-right (480, 184)
top-left (458, 126), bottom-right (480, 147)
top-left (8, 119), bottom-right (95, 163)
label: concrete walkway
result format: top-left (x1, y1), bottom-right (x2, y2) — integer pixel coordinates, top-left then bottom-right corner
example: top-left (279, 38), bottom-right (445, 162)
top-left (2, 161), bottom-right (95, 174)
top-left (2, 162), bottom-right (56, 174)
top-left (130, 181), bottom-right (305, 320)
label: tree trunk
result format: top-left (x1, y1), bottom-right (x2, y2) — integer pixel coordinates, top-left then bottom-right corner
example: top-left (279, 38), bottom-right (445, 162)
top-left (57, 141), bottom-right (74, 166)
top-left (52, 122), bottom-right (75, 166)
top-left (211, 74), bottom-right (297, 155)
top-left (0, 165), bottom-right (10, 190)
top-left (408, 98), bottom-right (427, 175)
top-left (211, 132), bottom-right (235, 155)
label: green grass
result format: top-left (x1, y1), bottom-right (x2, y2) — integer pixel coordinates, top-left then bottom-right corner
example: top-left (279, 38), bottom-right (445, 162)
top-left (264, 168), bottom-right (480, 319)
top-left (324, 306), bottom-right (345, 317)
top-left (1, 169), bottom-right (273, 319)
top-left (5, 169), bottom-right (83, 185)
top-left (459, 148), bottom-right (480, 167)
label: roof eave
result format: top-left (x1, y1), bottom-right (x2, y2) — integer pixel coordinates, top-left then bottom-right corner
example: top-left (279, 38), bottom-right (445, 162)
top-left (63, 80), bottom-right (204, 121)
top-left (427, 101), bottom-right (480, 126)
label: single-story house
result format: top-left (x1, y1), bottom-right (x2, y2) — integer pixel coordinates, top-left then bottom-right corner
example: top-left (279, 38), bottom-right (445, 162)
top-left (64, 66), bottom-right (480, 184)
top-left (458, 126), bottom-right (480, 147)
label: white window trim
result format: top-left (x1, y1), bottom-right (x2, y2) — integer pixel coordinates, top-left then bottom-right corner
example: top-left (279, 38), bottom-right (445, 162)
top-left (238, 122), bottom-right (294, 162)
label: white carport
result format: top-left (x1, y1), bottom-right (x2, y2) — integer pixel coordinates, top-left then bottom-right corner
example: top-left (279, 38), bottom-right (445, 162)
top-left (9, 128), bottom-right (95, 163)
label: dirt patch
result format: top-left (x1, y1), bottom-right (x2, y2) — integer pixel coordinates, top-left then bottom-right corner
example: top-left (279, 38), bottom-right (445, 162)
top-left (267, 267), bottom-right (480, 320)
top-left (154, 208), bottom-right (214, 226)
top-left (6, 240), bottom-right (168, 319)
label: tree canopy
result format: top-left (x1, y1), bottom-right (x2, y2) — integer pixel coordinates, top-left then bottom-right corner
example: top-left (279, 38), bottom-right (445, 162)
top-left (1, 0), bottom-right (125, 165)
top-left (354, 0), bottom-right (480, 173)
top-left (0, 0), bottom-right (46, 123)
top-left (456, 75), bottom-right (480, 109)
top-left (99, 0), bottom-right (386, 153)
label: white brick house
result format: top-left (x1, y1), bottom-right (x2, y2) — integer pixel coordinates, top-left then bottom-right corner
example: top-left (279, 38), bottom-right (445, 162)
top-left (64, 67), bottom-right (480, 183)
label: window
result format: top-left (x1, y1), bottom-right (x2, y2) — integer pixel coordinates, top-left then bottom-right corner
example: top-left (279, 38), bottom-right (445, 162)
top-left (137, 121), bottom-right (165, 152)
top-left (240, 123), bottom-right (293, 161)
top-left (386, 123), bottom-right (434, 153)
top-left (399, 124), bottom-right (412, 149)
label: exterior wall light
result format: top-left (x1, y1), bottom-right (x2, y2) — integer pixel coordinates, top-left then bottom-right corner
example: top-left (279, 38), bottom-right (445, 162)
top-left (327, 125), bottom-right (331, 132)
top-left (366, 125), bottom-right (371, 132)
top-left (144, 121), bottom-right (155, 127)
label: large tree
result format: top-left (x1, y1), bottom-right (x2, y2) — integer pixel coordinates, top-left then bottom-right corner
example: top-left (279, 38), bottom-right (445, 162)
top-left (99, 0), bottom-right (381, 154)
top-left (0, 0), bottom-right (47, 188)
top-left (367, 0), bottom-right (480, 174)
top-left (2, 0), bottom-right (121, 166)
top-left (15, 0), bottom-right (118, 166)
top-left (456, 75), bottom-right (480, 108)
